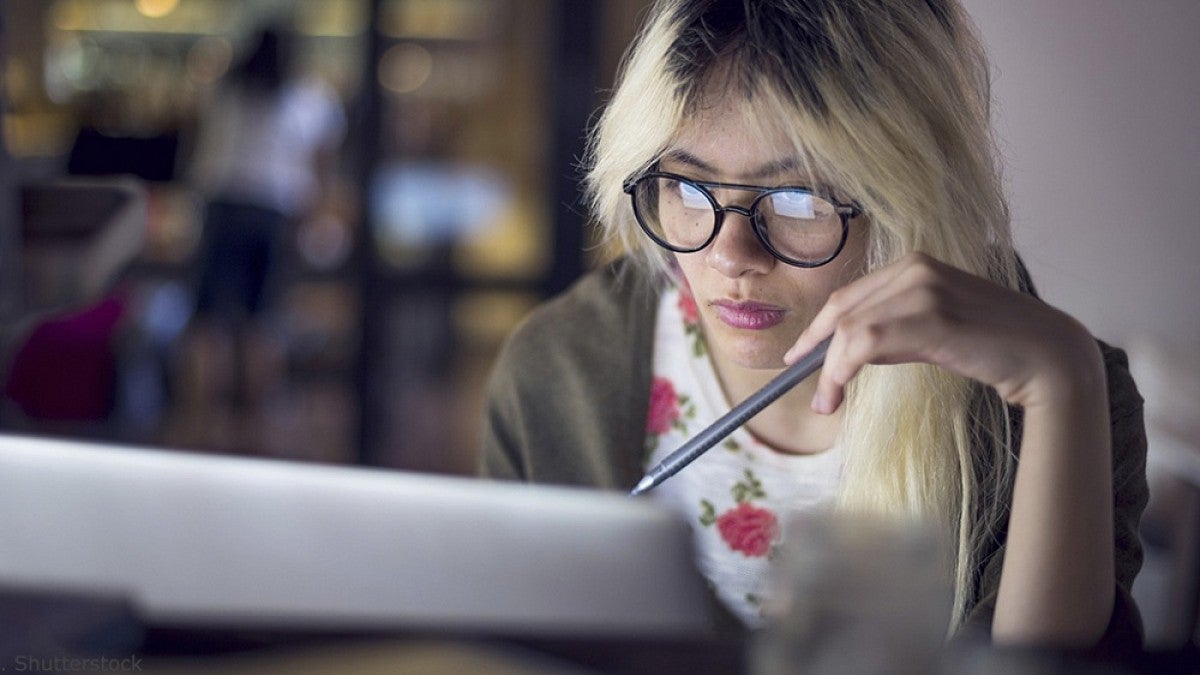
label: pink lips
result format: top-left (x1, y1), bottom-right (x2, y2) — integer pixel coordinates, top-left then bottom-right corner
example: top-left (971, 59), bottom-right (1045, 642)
top-left (712, 300), bottom-right (787, 330)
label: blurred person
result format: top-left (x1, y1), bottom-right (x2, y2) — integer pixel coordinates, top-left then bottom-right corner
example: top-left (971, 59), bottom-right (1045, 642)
top-left (481, 0), bottom-right (1147, 657)
top-left (176, 24), bottom-right (346, 451)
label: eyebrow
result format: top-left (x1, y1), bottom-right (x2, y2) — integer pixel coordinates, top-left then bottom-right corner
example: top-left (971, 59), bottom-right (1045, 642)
top-left (660, 150), bottom-right (806, 182)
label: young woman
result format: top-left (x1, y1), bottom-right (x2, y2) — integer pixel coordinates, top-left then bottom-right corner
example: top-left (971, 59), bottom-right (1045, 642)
top-left (481, 0), bottom-right (1147, 651)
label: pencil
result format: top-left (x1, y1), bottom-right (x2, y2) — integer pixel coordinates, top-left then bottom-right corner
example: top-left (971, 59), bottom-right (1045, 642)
top-left (630, 336), bottom-right (832, 497)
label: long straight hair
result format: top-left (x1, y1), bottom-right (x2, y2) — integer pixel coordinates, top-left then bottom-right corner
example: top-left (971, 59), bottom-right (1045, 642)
top-left (585, 0), bottom-right (1019, 630)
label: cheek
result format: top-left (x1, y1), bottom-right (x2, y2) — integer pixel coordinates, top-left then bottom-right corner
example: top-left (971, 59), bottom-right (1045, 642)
top-left (672, 253), bottom-right (704, 291)
top-left (784, 230), bottom-right (869, 309)
top-left (831, 220), bottom-right (870, 284)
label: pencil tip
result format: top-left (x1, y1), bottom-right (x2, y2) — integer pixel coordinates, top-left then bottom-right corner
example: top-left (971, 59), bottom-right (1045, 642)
top-left (629, 475), bottom-right (655, 497)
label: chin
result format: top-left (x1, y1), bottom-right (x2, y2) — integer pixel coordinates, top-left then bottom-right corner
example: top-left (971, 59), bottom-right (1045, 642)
top-left (698, 314), bottom-right (796, 371)
top-left (716, 336), bottom-right (790, 371)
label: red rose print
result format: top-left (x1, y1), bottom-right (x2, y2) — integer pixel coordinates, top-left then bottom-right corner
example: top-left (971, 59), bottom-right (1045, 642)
top-left (716, 503), bottom-right (779, 557)
top-left (675, 280), bottom-right (707, 356)
top-left (677, 286), bottom-right (699, 326)
top-left (646, 377), bottom-right (680, 435)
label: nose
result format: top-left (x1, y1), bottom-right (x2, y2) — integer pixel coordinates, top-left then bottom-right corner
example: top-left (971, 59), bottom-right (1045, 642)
top-left (705, 207), bottom-right (774, 278)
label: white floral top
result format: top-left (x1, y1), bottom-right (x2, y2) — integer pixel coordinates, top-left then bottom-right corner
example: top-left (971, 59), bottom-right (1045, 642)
top-left (644, 280), bottom-right (845, 626)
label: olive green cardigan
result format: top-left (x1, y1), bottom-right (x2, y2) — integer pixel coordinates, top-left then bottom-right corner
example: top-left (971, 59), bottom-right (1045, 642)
top-left (480, 258), bottom-right (1149, 653)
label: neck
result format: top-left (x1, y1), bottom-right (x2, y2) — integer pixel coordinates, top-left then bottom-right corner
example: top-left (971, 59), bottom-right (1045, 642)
top-left (709, 352), bottom-right (842, 455)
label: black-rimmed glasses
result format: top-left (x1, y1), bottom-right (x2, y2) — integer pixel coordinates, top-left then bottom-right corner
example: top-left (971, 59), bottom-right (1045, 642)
top-left (622, 171), bottom-right (861, 268)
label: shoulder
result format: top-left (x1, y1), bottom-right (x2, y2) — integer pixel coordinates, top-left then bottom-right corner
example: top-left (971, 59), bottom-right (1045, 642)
top-left (497, 258), bottom-right (659, 374)
top-left (1097, 340), bottom-right (1143, 424)
top-left (1094, 339), bottom-right (1149, 492)
top-left (481, 258), bottom-right (661, 487)
top-left (1096, 339), bottom-right (1148, 522)
top-left (537, 257), bottom-right (658, 325)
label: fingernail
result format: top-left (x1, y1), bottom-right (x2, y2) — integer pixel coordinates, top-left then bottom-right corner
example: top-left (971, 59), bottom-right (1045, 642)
top-left (785, 341), bottom-right (807, 365)
top-left (811, 392), bottom-right (827, 414)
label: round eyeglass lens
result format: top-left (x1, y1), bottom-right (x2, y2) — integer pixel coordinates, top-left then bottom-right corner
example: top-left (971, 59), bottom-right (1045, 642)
top-left (757, 190), bottom-right (844, 263)
top-left (633, 176), bottom-right (717, 251)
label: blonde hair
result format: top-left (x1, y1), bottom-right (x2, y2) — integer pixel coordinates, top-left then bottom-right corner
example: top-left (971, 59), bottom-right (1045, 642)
top-left (585, 0), bottom-right (1019, 631)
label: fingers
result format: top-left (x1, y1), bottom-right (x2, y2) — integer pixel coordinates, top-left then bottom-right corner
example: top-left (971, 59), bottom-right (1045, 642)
top-left (784, 257), bottom-right (915, 363)
top-left (812, 313), bottom-right (943, 413)
top-left (785, 251), bottom-right (1092, 413)
top-left (795, 253), bottom-right (960, 414)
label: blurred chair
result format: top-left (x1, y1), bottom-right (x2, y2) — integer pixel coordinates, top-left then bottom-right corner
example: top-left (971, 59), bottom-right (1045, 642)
top-left (17, 177), bottom-right (146, 314)
top-left (1, 178), bottom-right (147, 436)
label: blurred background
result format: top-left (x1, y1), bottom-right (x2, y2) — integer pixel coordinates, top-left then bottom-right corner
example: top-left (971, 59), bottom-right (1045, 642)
top-left (0, 0), bottom-right (650, 473)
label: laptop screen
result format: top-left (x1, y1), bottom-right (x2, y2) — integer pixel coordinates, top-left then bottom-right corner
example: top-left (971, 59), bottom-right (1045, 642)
top-left (0, 433), bottom-right (714, 638)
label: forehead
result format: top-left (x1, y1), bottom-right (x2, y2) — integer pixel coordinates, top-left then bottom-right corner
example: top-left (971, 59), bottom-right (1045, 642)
top-left (664, 95), bottom-right (823, 183)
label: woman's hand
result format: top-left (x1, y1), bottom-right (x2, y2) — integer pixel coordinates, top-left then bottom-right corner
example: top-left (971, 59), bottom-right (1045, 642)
top-left (785, 252), bottom-right (1116, 646)
top-left (784, 252), bottom-right (1105, 415)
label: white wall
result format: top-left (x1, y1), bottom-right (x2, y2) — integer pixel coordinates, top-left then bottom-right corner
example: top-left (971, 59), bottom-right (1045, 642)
top-left (960, 0), bottom-right (1200, 352)
top-left (959, 6), bottom-right (1200, 644)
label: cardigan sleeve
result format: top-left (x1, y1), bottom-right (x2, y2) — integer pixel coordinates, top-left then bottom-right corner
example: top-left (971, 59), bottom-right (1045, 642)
top-left (959, 340), bottom-right (1149, 657)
